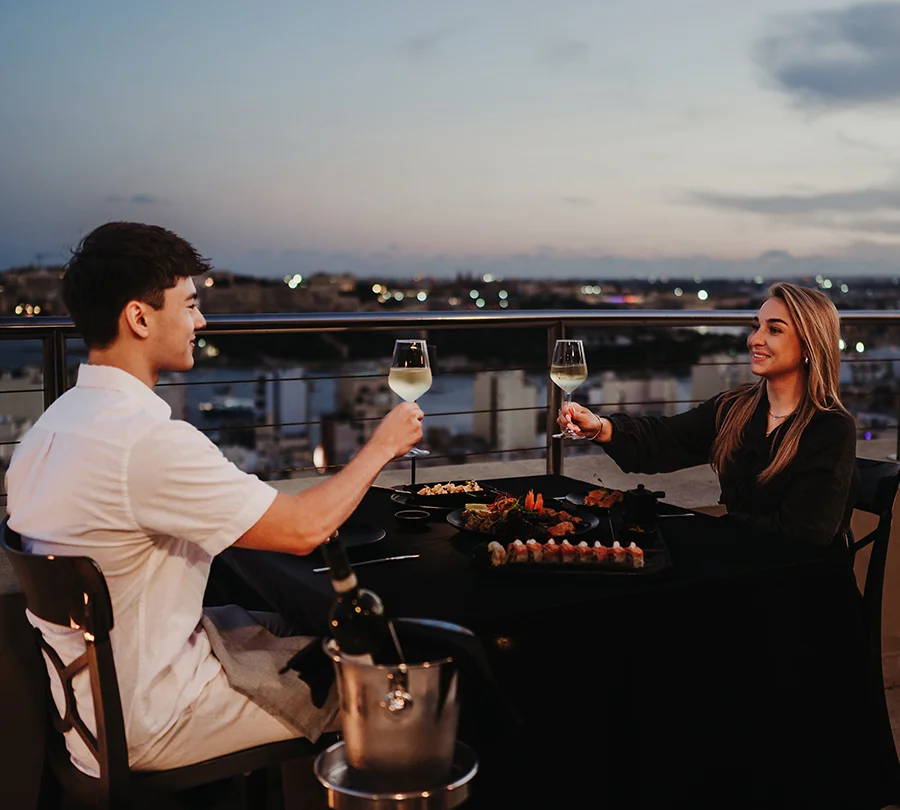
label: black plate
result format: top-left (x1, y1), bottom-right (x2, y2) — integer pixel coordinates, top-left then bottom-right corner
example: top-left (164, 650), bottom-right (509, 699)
top-left (334, 522), bottom-right (386, 548)
top-left (394, 481), bottom-right (502, 509)
top-left (565, 488), bottom-right (625, 510)
top-left (390, 490), bottom-right (454, 513)
top-left (446, 505), bottom-right (600, 539)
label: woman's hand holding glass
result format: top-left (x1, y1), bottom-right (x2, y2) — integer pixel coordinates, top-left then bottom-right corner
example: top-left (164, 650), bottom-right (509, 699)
top-left (557, 401), bottom-right (608, 442)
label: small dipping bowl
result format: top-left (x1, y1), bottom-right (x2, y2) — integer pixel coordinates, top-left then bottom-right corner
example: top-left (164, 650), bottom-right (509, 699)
top-left (394, 509), bottom-right (431, 533)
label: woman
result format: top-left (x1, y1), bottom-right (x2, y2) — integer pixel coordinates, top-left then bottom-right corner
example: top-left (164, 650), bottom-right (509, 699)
top-left (558, 282), bottom-right (859, 546)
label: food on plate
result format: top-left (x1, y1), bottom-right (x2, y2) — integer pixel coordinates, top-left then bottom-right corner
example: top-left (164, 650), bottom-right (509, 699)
top-left (477, 538), bottom-right (646, 569)
top-left (525, 538), bottom-right (543, 563)
top-left (461, 490), bottom-right (583, 540)
top-left (542, 539), bottom-right (561, 562)
top-left (583, 487), bottom-right (625, 508)
top-left (507, 539), bottom-right (529, 563)
top-left (624, 541), bottom-right (645, 569)
top-left (487, 541), bottom-right (507, 567)
top-left (417, 480), bottom-right (484, 496)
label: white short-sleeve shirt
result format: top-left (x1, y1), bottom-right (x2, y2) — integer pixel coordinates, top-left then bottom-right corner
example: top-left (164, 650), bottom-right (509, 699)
top-left (5, 364), bottom-right (278, 774)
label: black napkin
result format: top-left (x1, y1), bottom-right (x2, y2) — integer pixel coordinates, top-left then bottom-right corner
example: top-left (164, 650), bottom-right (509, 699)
top-left (279, 639), bottom-right (334, 709)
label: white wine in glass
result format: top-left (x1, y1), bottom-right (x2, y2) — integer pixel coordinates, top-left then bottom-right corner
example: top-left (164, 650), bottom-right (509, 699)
top-left (551, 339), bottom-right (588, 439)
top-left (389, 340), bottom-right (431, 457)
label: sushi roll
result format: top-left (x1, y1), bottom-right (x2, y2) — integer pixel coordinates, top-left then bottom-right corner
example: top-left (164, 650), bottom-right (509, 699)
top-left (610, 541), bottom-right (627, 565)
top-left (560, 539), bottom-right (577, 563)
top-left (507, 539), bottom-right (529, 563)
top-left (542, 539), bottom-right (561, 563)
top-left (625, 541), bottom-right (645, 569)
top-left (577, 541), bottom-right (593, 563)
top-left (525, 538), bottom-right (544, 563)
top-left (592, 541), bottom-right (610, 564)
top-left (487, 541), bottom-right (508, 567)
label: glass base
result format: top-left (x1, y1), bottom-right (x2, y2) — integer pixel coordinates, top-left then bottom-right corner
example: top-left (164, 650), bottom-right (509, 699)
top-left (552, 430), bottom-right (586, 440)
top-left (404, 447), bottom-right (430, 458)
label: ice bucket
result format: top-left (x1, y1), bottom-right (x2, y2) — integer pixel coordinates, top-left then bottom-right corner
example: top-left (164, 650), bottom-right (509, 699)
top-left (324, 637), bottom-right (460, 791)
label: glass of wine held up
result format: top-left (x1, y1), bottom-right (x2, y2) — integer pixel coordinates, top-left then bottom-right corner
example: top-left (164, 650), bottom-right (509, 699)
top-left (389, 339), bottom-right (432, 459)
top-left (551, 339), bottom-right (588, 440)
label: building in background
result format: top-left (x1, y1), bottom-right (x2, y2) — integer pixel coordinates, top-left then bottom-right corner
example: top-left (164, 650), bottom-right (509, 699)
top-left (588, 371), bottom-right (680, 417)
top-left (691, 353), bottom-right (755, 403)
top-left (472, 370), bottom-right (539, 454)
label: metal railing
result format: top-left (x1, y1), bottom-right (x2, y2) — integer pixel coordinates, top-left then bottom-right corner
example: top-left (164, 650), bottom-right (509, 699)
top-left (0, 308), bottom-right (898, 476)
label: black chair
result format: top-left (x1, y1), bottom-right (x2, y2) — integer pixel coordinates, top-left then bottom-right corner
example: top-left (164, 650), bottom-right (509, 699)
top-left (847, 457), bottom-right (900, 790)
top-left (848, 458), bottom-right (900, 689)
top-left (0, 518), bottom-right (333, 810)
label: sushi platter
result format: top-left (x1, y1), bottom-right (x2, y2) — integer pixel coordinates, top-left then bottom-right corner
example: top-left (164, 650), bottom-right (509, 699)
top-left (447, 487), bottom-right (673, 576)
top-left (445, 490), bottom-right (599, 540)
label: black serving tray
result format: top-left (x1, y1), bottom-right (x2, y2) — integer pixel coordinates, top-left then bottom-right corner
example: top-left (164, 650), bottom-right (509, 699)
top-left (458, 509), bottom-right (673, 577)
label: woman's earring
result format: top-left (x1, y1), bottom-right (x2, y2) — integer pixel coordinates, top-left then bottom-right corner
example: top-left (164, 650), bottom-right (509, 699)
top-left (804, 356), bottom-right (809, 364)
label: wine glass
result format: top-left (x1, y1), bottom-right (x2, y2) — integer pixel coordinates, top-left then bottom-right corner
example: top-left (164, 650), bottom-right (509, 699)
top-left (389, 340), bottom-right (431, 459)
top-left (550, 339), bottom-right (588, 440)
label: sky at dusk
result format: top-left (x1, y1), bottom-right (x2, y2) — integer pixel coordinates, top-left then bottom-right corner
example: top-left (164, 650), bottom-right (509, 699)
top-left (4, 1), bottom-right (900, 278)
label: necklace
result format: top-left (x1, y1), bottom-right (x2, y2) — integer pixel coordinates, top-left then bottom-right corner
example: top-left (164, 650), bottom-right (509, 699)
top-left (768, 410), bottom-right (793, 421)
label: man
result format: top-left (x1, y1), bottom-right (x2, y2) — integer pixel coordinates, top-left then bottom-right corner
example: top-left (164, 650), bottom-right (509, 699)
top-left (5, 222), bottom-right (424, 776)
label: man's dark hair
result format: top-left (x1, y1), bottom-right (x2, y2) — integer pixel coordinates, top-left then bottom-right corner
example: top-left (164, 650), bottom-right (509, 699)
top-left (62, 222), bottom-right (211, 348)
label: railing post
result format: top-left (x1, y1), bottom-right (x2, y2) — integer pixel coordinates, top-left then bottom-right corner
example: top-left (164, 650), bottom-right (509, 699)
top-left (42, 330), bottom-right (67, 409)
top-left (896, 393), bottom-right (900, 461)
top-left (547, 322), bottom-right (564, 476)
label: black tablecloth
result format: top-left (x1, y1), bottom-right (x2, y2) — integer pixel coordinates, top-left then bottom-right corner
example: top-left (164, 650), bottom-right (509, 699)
top-left (220, 474), bottom-right (897, 810)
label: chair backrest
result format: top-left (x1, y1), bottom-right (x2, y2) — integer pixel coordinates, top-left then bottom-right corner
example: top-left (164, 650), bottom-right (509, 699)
top-left (850, 458), bottom-right (900, 663)
top-left (0, 517), bottom-right (130, 804)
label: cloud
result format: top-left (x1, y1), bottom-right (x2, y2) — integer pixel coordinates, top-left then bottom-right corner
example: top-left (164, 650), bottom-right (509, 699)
top-left (562, 196), bottom-right (594, 206)
top-left (755, 2), bottom-right (900, 106)
top-left (103, 193), bottom-right (159, 204)
top-left (690, 186), bottom-right (900, 215)
top-left (397, 26), bottom-right (458, 61)
top-left (539, 38), bottom-right (590, 68)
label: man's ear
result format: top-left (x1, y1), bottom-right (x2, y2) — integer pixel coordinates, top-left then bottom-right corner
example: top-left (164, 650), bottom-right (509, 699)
top-left (121, 300), bottom-right (151, 340)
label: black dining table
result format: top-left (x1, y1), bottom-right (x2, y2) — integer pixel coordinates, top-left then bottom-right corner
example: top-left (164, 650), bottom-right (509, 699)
top-left (220, 473), bottom-right (898, 810)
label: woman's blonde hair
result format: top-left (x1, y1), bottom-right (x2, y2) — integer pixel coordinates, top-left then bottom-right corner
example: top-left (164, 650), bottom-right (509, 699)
top-left (710, 281), bottom-right (844, 484)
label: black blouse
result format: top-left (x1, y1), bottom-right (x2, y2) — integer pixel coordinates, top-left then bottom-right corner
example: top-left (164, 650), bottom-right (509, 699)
top-left (603, 391), bottom-right (860, 546)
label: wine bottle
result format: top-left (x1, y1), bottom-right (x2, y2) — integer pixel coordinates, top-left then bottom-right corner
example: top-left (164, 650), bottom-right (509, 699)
top-left (320, 534), bottom-right (391, 665)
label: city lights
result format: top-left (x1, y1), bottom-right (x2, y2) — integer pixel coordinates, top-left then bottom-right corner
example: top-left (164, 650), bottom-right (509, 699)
top-left (416, 291), bottom-right (427, 301)
top-left (285, 273), bottom-right (303, 289)
top-left (855, 342), bottom-right (865, 353)
top-left (697, 290), bottom-right (708, 301)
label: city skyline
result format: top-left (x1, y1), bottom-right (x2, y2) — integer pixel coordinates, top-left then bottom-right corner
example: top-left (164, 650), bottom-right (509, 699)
top-left (4, 1), bottom-right (900, 278)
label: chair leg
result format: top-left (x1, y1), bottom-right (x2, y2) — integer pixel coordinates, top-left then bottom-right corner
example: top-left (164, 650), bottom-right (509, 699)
top-left (246, 768), bottom-right (268, 810)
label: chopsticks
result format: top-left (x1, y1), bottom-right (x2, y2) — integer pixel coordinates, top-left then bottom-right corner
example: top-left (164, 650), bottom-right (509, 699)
top-left (313, 554), bottom-right (420, 574)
